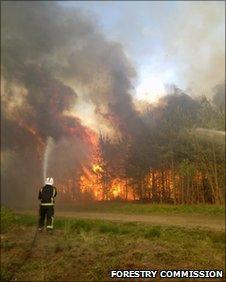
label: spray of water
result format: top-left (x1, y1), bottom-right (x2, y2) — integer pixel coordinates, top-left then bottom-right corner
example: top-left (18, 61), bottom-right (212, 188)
top-left (43, 136), bottom-right (55, 183)
top-left (189, 128), bottom-right (225, 144)
top-left (195, 128), bottom-right (225, 136)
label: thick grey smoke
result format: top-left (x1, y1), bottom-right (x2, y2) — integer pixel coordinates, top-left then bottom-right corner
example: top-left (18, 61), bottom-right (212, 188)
top-left (1, 1), bottom-right (142, 206)
top-left (1, 1), bottom-right (142, 134)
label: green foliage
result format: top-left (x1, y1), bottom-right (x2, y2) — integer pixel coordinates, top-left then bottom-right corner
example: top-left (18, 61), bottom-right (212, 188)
top-left (98, 223), bottom-right (120, 234)
top-left (0, 267), bottom-right (11, 282)
top-left (15, 214), bottom-right (37, 226)
top-left (71, 219), bottom-right (93, 232)
top-left (67, 202), bottom-right (224, 215)
top-left (1, 206), bottom-right (17, 232)
top-left (144, 226), bottom-right (161, 239)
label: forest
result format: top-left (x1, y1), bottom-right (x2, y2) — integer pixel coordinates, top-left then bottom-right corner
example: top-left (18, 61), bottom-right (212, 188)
top-left (62, 85), bottom-right (225, 205)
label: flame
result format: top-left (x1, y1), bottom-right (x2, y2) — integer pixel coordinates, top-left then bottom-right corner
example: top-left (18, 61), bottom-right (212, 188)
top-left (92, 164), bottom-right (103, 173)
top-left (78, 161), bottom-right (204, 201)
top-left (112, 186), bottom-right (121, 198)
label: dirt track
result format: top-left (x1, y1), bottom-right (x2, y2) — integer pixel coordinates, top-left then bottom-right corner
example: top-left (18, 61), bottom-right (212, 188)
top-left (17, 210), bottom-right (225, 231)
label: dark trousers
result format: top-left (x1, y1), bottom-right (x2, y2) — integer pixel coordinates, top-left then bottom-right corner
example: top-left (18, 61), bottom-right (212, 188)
top-left (39, 205), bottom-right (54, 229)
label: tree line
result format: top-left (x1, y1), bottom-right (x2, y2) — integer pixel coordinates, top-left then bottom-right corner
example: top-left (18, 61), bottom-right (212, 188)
top-left (82, 85), bottom-right (225, 205)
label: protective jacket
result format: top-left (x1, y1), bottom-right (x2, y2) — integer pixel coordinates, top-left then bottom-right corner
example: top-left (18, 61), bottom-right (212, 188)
top-left (38, 185), bottom-right (57, 206)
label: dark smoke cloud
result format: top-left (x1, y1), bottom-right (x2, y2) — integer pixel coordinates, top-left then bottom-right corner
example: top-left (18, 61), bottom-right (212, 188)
top-left (2, 1), bottom-right (142, 135)
top-left (1, 1), bottom-right (143, 206)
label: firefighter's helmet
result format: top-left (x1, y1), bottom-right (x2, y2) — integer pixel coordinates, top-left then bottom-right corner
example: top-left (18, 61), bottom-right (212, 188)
top-left (45, 177), bottom-right (54, 185)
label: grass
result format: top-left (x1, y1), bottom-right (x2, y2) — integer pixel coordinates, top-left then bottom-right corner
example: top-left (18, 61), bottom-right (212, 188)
top-left (1, 207), bottom-right (225, 281)
top-left (1, 206), bottom-right (225, 245)
top-left (57, 201), bottom-right (225, 216)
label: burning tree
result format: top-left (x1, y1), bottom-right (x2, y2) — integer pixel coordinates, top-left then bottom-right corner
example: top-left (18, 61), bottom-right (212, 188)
top-left (79, 140), bottom-right (104, 201)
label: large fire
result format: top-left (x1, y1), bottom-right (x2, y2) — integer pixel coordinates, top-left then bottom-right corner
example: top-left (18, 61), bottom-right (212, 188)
top-left (15, 116), bottom-right (205, 202)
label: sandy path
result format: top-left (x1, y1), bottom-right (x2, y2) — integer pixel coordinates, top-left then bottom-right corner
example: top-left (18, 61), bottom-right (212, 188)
top-left (17, 210), bottom-right (225, 231)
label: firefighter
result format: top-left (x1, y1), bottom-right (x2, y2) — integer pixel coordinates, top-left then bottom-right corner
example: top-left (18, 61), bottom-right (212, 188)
top-left (38, 177), bottom-right (57, 232)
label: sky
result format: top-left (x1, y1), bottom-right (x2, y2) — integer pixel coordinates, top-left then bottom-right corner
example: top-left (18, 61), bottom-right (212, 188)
top-left (59, 1), bottom-right (225, 103)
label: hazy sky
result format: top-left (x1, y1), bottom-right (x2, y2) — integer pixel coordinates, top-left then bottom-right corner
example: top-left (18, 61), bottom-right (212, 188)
top-left (59, 1), bottom-right (225, 102)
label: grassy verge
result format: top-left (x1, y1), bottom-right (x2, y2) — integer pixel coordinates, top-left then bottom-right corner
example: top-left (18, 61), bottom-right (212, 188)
top-left (57, 201), bottom-right (225, 216)
top-left (1, 207), bottom-right (225, 281)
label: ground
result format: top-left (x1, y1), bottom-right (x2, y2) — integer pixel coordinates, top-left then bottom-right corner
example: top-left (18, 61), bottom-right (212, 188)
top-left (1, 203), bottom-right (225, 281)
top-left (17, 211), bottom-right (225, 231)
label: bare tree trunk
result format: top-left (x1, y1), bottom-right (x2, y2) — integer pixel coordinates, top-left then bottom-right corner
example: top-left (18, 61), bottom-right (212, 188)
top-left (125, 178), bottom-right (128, 200)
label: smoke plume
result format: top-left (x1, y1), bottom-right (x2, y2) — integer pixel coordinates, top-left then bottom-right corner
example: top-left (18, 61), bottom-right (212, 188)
top-left (1, 1), bottom-right (142, 206)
